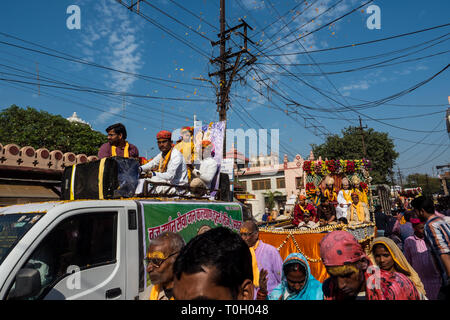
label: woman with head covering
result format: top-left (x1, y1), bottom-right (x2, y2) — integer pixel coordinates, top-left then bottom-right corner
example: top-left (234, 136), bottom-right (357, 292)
top-left (320, 230), bottom-right (421, 300)
top-left (369, 237), bottom-right (427, 299)
top-left (256, 253), bottom-right (323, 300)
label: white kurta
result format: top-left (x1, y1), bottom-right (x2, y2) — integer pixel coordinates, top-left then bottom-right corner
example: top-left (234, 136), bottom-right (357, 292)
top-left (336, 189), bottom-right (352, 220)
top-left (137, 148), bottom-right (188, 195)
top-left (192, 157), bottom-right (218, 189)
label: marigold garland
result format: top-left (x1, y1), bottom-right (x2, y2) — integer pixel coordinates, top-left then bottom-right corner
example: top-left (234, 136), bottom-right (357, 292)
top-left (302, 159), bottom-right (371, 175)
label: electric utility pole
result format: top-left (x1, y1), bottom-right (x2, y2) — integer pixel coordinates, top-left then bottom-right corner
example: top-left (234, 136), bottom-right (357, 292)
top-left (209, 0), bottom-right (257, 154)
top-left (358, 116), bottom-right (368, 158)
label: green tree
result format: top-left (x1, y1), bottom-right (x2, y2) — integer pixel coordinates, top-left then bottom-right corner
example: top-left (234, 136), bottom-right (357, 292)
top-left (311, 126), bottom-right (399, 184)
top-left (263, 190), bottom-right (283, 212)
top-left (0, 105), bottom-right (107, 155)
top-left (404, 173), bottom-right (441, 196)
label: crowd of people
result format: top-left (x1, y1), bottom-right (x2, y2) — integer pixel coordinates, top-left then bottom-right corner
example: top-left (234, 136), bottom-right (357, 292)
top-left (98, 123), bottom-right (449, 301)
top-left (98, 123), bottom-right (218, 196)
top-left (141, 195), bottom-right (449, 300)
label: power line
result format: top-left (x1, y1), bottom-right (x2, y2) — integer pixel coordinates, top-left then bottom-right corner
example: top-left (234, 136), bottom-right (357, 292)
top-left (257, 32), bottom-right (450, 67)
top-left (264, 0), bottom-right (373, 54)
top-left (260, 0), bottom-right (346, 52)
top-left (264, 22), bottom-right (450, 56)
top-left (0, 32), bottom-right (211, 88)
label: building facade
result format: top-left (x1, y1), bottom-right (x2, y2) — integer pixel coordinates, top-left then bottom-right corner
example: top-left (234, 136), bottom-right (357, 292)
top-left (234, 152), bottom-right (313, 221)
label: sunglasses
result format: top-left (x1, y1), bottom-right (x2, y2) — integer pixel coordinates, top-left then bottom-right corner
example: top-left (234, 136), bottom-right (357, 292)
top-left (145, 251), bottom-right (179, 268)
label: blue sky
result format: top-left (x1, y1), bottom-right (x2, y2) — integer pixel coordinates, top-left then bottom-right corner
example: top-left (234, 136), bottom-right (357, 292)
top-left (0, 0), bottom-right (449, 179)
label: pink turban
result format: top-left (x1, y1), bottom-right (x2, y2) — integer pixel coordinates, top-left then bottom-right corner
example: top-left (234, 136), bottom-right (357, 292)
top-left (319, 230), bottom-right (366, 267)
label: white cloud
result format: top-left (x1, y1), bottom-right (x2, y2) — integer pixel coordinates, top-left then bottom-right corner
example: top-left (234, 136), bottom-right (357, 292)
top-left (340, 81), bottom-right (370, 91)
top-left (78, 0), bottom-right (144, 124)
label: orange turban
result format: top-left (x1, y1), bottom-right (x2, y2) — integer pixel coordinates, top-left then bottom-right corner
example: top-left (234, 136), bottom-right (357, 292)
top-left (298, 195), bottom-right (306, 200)
top-left (156, 130), bottom-right (172, 140)
top-left (201, 140), bottom-right (212, 148)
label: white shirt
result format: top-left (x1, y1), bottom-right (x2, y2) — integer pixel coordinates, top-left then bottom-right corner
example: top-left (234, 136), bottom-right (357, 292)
top-left (140, 148), bottom-right (188, 185)
top-left (193, 157), bottom-right (218, 189)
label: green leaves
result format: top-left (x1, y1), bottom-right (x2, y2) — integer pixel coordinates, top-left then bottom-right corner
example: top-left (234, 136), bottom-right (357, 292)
top-left (311, 126), bottom-right (399, 184)
top-left (0, 105), bottom-right (107, 155)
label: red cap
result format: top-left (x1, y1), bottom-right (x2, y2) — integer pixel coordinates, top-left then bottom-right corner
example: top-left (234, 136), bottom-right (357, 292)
top-left (320, 231), bottom-right (366, 267)
top-left (156, 130), bottom-right (172, 140)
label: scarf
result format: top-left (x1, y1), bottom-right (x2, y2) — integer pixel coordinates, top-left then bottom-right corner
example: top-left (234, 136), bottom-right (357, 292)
top-left (111, 142), bottom-right (129, 158)
top-left (342, 189), bottom-right (352, 203)
top-left (369, 237), bottom-right (427, 298)
top-left (324, 262), bottom-right (421, 300)
top-left (268, 253), bottom-right (323, 300)
top-left (158, 147), bottom-right (173, 173)
top-left (149, 284), bottom-right (174, 300)
top-left (249, 246), bottom-right (260, 288)
top-left (350, 202), bottom-right (365, 222)
top-left (324, 188), bottom-right (337, 202)
top-left (313, 196), bottom-right (321, 207)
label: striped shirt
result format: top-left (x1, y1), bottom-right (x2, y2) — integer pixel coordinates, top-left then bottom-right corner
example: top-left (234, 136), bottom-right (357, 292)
top-left (424, 215), bottom-right (450, 284)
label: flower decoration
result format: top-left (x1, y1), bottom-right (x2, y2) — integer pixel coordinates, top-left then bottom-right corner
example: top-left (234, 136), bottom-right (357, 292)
top-left (303, 161), bottom-right (313, 175)
top-left (305, 182), bottom-right (317, 198)
top-left (359, 182), bottom-right (368, 193)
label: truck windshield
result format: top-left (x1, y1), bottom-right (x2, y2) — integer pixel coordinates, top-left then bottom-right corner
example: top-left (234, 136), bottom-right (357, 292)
top-left (0, 213), bottom-right (44, 265)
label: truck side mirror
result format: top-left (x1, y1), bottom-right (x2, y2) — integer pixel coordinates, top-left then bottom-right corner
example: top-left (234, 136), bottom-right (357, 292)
top-left (9, 268), bottom-right (41, 299)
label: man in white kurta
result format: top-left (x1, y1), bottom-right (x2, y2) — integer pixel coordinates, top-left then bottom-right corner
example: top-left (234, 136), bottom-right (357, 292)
top-left (190, 140), bottom-right (218, 195)
top-left (137, 130), bottom-right (188, 195)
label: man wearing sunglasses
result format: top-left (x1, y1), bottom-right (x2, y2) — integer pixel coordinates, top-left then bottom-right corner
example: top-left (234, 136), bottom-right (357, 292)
top-left (142, 231), bottom-right (185, 300)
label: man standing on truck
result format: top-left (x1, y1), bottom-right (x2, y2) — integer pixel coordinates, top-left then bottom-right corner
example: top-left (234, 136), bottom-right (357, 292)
top-left (141, 231), bottom-right (185, 300)
top-left (138, 130), bottom-right (188, 194)
top-left (98, 123), bottom-right (139, 159)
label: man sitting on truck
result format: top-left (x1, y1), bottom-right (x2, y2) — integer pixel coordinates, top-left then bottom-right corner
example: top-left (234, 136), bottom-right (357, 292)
top-left (141, 231), bottom-right (185, 300)
top-left (98, 123), bottom-right (139, 159)
top-left (189, 140), bottom-right (218, 196)
top-left (138, 130), bottom-right (188, 195)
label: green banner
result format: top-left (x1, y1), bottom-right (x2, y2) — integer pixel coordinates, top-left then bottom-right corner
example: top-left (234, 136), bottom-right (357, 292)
top-left (140, 201), bottom-right (243, 248)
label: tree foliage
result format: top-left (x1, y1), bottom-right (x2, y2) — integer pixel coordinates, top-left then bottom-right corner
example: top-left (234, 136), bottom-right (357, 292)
top-left (311, 126), bottom-right (399, 184)
top-left (0, 105), bottom-right (107, 155)
top-left (263, 190), bottom-right (283, 211)
top-left (404, 173), bottom-right (441, 196)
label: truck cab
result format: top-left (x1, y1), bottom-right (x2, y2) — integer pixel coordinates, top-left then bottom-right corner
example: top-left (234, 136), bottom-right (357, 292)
top-left (0, 198), bottom-right (245, 300)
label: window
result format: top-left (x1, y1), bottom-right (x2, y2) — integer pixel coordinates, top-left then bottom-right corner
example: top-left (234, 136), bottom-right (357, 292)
top-left (276, 178), bottom-right (285, 189)
top-left (7, 212), bottom-right (117, 300)
top-left (296, 177), bottom-right (303, 188)
top-left (252, 179), bottom-right (271, 190)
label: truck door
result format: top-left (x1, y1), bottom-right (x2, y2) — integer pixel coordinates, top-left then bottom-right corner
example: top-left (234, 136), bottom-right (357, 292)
top-left (5, 207), bottom-right (127, 300)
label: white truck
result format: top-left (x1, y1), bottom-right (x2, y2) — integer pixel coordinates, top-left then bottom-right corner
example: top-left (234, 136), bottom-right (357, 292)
top-left (0, 198), bottom-right (245, 300)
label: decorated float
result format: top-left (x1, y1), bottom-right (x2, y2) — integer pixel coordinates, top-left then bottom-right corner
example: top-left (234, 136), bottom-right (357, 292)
top-left (258, 158), bottom-right (377, 282)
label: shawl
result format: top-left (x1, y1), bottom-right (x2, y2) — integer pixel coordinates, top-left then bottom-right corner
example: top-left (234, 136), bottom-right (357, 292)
top-left (249, 246), bottom-right (260, 288)
top-left (369, 237), bottom-right (427, 298)
top-left (323, 263), bottom-right (421, 300)
top-left (268, 253), bottom-right (323, 300)
top-left (350, 202), bottom-right (365, 222)
top-left (324, 188), bottom-right (337, 202)
top-left (149, 284), bottom-right (174, 300)
top-left (111, 142), bottom-right (129, 158)
top-left (158, 147), bottom-right (173, 173)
